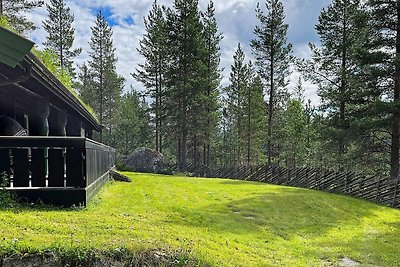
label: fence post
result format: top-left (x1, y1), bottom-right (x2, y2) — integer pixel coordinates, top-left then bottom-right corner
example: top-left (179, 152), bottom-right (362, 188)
top-left (305, 167), bottom-right (309, 188)
top-left (375, 177), bottom-right (382, 202)
top-left (344, 171), bottom-right (349, 194)
top-left (392, 175), bottom-right (400, 208)
top-left (358, 175), bottom-right (364, 197)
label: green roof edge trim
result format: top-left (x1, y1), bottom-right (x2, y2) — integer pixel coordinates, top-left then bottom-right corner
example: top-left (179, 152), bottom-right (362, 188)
top-left (0, 26), bottom-right (34, 68)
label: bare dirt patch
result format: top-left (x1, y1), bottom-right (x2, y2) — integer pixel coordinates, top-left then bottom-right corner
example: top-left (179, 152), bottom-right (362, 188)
top-left (338, 257), bottom-right (360, 267)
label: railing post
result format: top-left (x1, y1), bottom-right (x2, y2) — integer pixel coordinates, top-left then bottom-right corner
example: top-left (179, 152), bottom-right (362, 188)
top-left (12, 148), bottom-right (29, 187)
top-left (48, 111), bottom-right (67, 187)
top-left (31, 99), bottom-right (50, 187)
top-left (66, 139), bottom-right (86, 188)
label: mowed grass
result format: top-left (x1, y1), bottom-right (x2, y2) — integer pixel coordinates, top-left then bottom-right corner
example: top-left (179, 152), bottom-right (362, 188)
top-left (1, 172), bottom-right (400, 266)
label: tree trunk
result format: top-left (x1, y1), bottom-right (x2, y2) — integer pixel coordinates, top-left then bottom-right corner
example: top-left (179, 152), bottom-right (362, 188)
top-left (247, 85), bottom-right (251, 165)
top-left (155, 70), bottom-right (160, 152)
top-left (192, 134), bottom-right (198, 167)
top-left (339, 6), bottom-right (348, 169)
top-left (99, 46), bottom-right (104, 143)
top-left (0, 0), bottom-right (3, 16)
top-left (391, 0), bottom-right (400, 179)
top-left (204, 48), bottom-right (211, 167)
top-left (156, 57), bottom-right (164, 153)
top-left (181, 106), bottom-right (187, 172)
top-left (59, 6), bottom-right (64, 71)
top-left (267, 52), bottom-right (274, 165)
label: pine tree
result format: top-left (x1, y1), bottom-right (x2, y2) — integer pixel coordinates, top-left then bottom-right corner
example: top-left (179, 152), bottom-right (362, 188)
top-left (362, 0), bottom-right (400, 178)
top-left (87, 12), bottom-right (124, 143)
top-left (250, 0), bottom-right (292, 165)
top-left (279, 76), bottom-right (308, 168)
top-left (0, 0), bottom-right (43, 33)
top-left (293, 77), bottom-right (305, 103)
top-left (297, 0), bottom-right (365, 169)
top-left (133, 0), bottom-right (167, 154)
top-left (164, 0), bottom-right (205, 171)
top-left (281, 98), bottom-right (307, 168)
top-left (114, 90), bottom-right (152, 159)
top-left (242, 63), bottom-right (266, 165)
top-left (43, 0), bottom-right (81, 76)
top-left (224, 43), bottom-right (247, 164)
top-left (76, 63), bottom-right (96, 108)
top-left (200, 1), bottom-right (222, 166)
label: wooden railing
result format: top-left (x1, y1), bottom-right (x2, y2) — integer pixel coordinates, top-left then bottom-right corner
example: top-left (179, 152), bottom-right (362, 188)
top-left (170, 164), bottom-right (400, 209)
top-left (0, 137), bottom-right (115, 189)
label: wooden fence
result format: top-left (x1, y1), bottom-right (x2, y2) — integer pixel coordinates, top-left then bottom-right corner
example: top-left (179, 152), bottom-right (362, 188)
top-left (170, 164), bottom-right (400, 209)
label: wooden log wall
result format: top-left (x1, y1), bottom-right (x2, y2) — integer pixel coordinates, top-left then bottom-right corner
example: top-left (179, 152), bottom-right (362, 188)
top-left (169, 164), bottom-right (400, 209)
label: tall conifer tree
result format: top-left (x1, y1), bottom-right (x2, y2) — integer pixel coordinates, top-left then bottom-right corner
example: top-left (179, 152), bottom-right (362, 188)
top-left (0, 0), bottom-right (43, 33)
top-left (250, 0), bottom-right (292, 164)
top-left (164, 0), bottom-right (205, 171)
top-left (200, 1), bottom-right (222, 166)
top-left (133, 0), bottom-right (166, 153)
top-left (224, 43), bottom-right (248, 165)
top-left (43, 0), bottom-right (81, 76)
top-left (243, 63), bottom-right (266, 165)
top-left (86, 12), bottom-right (124, 143)
top-left (297, 0), bottom-right (366, 169)
top-left (363, 0), bottom-right (400, 177)
top-left (114, 90), bottom-right (152, 158)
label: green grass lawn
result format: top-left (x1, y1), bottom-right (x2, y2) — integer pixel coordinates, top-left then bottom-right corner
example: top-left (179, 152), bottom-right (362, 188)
top-left (1, 172), bottom-right (400, 266)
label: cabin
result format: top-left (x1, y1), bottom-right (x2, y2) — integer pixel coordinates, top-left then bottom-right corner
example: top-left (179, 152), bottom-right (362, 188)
top-left (0, 27), bottom-right (115, 206)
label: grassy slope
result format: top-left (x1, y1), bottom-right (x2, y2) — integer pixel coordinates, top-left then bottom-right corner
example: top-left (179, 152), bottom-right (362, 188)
top-left (0, 172), bottom-right (400, 266)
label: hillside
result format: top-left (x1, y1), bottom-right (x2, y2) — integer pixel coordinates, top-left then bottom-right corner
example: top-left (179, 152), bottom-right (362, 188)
top-left (0, 172), bottom-right (399, 266)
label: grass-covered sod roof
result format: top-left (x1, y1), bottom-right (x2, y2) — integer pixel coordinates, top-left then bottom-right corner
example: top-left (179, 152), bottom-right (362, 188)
top-left (1, 172), bottom-right (399, 266)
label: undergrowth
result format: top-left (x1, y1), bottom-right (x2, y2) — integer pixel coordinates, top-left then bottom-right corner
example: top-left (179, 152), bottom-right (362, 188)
top-left (0, 172), bottom-right (16, 208)
top-left (0, 247), bottom-right (206, 267)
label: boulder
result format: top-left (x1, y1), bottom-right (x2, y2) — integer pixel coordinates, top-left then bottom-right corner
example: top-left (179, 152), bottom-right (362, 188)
top-left (125, 148), bottom-right (165, 173)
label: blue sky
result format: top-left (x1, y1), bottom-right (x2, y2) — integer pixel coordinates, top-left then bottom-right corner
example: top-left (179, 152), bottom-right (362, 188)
top-left (26, 0), bottom-right (332, 105)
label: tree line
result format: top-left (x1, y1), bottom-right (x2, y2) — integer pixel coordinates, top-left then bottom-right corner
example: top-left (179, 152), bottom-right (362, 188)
top-left (1, 0), bottom-right (400, 178)
top-left (0, 0), bottom-right (151, 162)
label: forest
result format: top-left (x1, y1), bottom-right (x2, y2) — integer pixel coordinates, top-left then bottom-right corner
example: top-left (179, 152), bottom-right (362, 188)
top-left (1, 0), bottom-right (399, 178)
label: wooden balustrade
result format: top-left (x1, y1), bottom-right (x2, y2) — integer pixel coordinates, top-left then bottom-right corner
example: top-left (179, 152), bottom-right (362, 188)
top-left (0, 136), bottom-right (115, 205)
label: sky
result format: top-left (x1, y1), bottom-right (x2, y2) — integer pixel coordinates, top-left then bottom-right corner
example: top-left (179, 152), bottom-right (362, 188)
top-left (25, 0), bottom-right (332, 106)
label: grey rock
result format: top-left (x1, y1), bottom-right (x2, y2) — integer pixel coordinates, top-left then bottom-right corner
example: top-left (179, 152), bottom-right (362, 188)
top-left (125, 148), bottom-right (165, 173)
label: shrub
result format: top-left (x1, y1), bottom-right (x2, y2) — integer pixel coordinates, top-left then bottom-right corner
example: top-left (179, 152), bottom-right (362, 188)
top-left (116, 164), bottom-right (133, 172)
top-left (0, 172), bottom-right (16, 208)
top-left (157, 167), bottom-right (174, 175)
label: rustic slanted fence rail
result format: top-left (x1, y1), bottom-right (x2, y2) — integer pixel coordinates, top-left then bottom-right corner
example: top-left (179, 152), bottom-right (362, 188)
top-left (169, 164), bottom-right (400, 209)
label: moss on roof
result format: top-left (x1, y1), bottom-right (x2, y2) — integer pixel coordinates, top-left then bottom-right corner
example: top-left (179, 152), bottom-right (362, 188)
top-left (31, 48), bottom-right (99, 123)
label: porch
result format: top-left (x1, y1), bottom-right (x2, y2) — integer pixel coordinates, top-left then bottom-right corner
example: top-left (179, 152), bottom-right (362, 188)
top-left (0, 137), bottom-right (115, 205)
top-left (0, 26), bottom-right (116, 206)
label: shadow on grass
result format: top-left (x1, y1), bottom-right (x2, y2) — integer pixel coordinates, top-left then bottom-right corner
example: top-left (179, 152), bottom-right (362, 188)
top-left (0, 180), bottom-right (120, 212)
top-left (165, 184), bottom-right (400, 265)
top-left (219, 180), bottom-right (268, 186)
top-left (168, 185), bottom-right (396, 239)
top-left (0, 201), bottom-right (84, 213)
